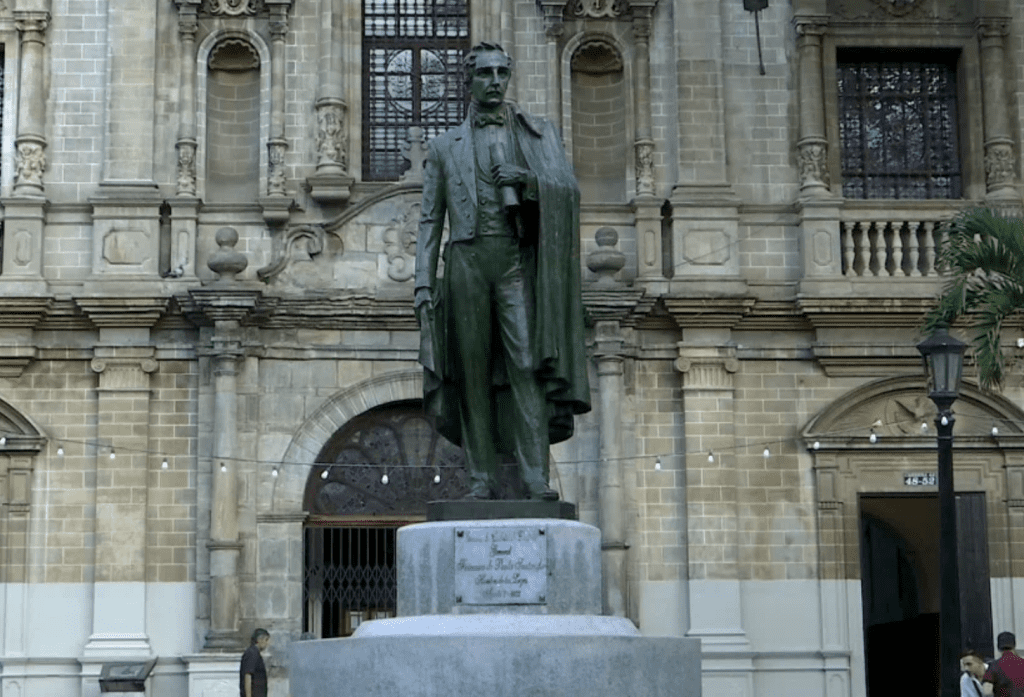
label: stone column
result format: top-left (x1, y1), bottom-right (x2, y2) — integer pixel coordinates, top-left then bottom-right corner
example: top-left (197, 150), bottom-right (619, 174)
top-left (595, 321), bottom-right (626, 617)
top-left (631, 3), bottom-right (664, 287)
top-left (189, 228), bottom-right (261, 650)
top-left (539, 2), bottom-right (563, 126)
top-left (1, 12), bottom-right (50, 290)
top-left (307, 0), bottom-right (353, 204)
top-left (261, 0), bottom-right (293, 225)
top-left (175, 0), bottom-right (200, 199)
top-left (12, 11), bottom-right (48, 198)
top-left (795, 17), bottom-right (830, 197)
top-left (83, 344), bottom-right (160, 658)
top-left (978, 18), bottom-right (1019, 202)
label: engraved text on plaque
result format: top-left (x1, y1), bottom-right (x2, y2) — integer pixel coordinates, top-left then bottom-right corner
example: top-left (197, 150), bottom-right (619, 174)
top-left (454, 526), bottom-right (548, 605)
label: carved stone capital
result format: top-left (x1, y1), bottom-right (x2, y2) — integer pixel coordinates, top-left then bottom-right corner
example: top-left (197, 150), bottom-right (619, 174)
top-left (14, 12), bottom-right (50, 38)
top-left (91, 355), bottom-right (159, 392)
top-left (794, 16), bottom-right (828, 41)
top-left (977, 18), bottom-right (1010, 42)
top-left (674, 356), bottom-right (739, 390)
top-left (572, 0), bottom-right (626, 19)
top-left (177, 7), bottom-right (199, 41)
top-left (268, 4), bottom-right (289, 39)
top-left (267, 138), bottom-right (288, 197)
top-left (14, 138), bottom-right (46, 194)
top-left (634, 140), bottom-right (655, 196)
top-left (203, 0), bottom-right (262, 16)
top-left (631, 15), bottom-right (651, 42)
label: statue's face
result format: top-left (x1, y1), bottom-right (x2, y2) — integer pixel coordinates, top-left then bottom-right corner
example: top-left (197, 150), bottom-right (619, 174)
top-left (469, 51), bottom-right (511, 109)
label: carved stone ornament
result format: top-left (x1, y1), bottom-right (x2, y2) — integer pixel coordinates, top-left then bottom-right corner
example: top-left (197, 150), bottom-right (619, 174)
top-left (15, 141), bottom-right (45, 187)
top-left (383, 204), bottom-right (418, 282)
top-left (176, 140), bottom-right (197, 196)
top-left (572, 0), bottom-right (629, 19)
top-left (635, 140), bottom-right (654, 196)
top-left (798, 141), bottom-right (830, 189)
top-left (203, 0), bottom-right (262, 16)
top-left (830, 0), bottom-right (966, 20)
top-left (985, 142), bottom-right (1016, 190)
top-left (257, 224), bottom-right (335, 284)
top-left (400, 127), bottom-right (428, 183)
top-left (316, 102), bottom-right (348, 170)
top-left (267, 139), bottom-right (287, 197)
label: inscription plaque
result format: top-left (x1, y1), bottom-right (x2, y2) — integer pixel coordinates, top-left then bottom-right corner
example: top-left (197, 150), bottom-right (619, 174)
top-left (454, 526), bottom-right (548, 605)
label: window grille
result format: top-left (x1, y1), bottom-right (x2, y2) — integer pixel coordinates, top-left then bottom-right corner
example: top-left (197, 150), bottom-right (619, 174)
top-left (362, 0), bottom-right (470, 181)
top-left (838, 50), bottom-right (961, 200)
top-left (303, 526), bottom-right (398, 638)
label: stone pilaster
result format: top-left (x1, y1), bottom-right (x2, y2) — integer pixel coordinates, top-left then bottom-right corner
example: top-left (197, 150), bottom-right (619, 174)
top-left (632, 3), bottom-right (656, 198)
top-left (539, 2), bottom-right (564, 126)
top-left (189, 235), bottom-right (262, 650)
top-left (595, 321), bottom-right (627, 617)
top-left (261, 0), bottom-right (294, 225)
top-left (794, 17), bottom-right (830, 197)
top-left (977, 18), bottom-right (1020, 203)
top-left (83, 345), bottom-right (160, 659)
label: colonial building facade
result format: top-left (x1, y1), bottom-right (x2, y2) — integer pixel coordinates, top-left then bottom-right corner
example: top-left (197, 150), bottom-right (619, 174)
top-left (1, 0), bottom-right (1023, 696)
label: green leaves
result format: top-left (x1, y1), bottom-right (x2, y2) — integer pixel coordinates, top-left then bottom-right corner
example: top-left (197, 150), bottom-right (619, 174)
top-left (924, 208), bottom-right (1024, 390)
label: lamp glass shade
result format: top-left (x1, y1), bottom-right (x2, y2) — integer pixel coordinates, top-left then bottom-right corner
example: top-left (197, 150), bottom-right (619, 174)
top-left (917, 327), bottom-right (967, 401)
top-left (744, 0), bottom-right (769, 10)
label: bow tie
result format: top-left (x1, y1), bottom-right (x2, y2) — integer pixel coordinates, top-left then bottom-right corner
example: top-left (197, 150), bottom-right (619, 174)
top-left (474, 111), bottom-right (505, 128)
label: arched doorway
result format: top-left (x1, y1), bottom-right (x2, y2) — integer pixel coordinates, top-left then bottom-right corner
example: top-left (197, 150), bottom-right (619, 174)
top-left (300, 400), bottom-right (469, 638)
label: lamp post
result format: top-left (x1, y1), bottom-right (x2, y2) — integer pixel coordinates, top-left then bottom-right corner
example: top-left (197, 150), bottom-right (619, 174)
top-left (917, 326), bottom-right (967, 697)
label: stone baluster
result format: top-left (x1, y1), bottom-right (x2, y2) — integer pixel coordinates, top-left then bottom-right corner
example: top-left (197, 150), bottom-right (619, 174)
top-left (841, 223), bottom-right (854, 277)
top-left (12, 11), bottom-right (49, 198)
top-left (595, 321), bottom-right (626, 617)
top-left (922, 221), bottom-right (936, 276)
top-left (854, 222), bottom-right (868, 276)
top-left (871, 222), bottom-right (884, 276)
top-left (795, 18), bottom-right (829, 197)
top-left (892, 223), bottom-right (904, 277)
top-left (978, 19), bottom-right (1018, 202)
top-left (907, 223), bottom-right (921, 277)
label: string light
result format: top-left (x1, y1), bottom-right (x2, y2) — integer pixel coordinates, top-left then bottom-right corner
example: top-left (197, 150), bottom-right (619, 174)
top-left (762, 448), bottom-right (770, 459)
top-left (109, 449), bottom-right (116, 460)
top-left (57, 444), bottom-right (64, 456)
top-left (992, 426), bottom-right (999, 437)
top-left (654, 456), bottom-right (662, 471)
top-left (433, 473), bottom-right (441, 484)
top-left (812, 441), bottom-right (820, 450)
top-left (220, 462), bottom-right (228, 473)
top-left (1017, 337), bottom-right (1023, 349)
top-left (161, 459), bottom-right (169, 469)
top-left (0, 436), bottom-right (6, 445)
top-left (941, 415), bottom-right (949, 426)
top-left (921, 422), bottom-right (929, 433)
top-left (320, 468), bottom-right (329, 480)
top-left (869, 430), bottom-right (878, 444)
top-left (271, 467), bottom-right (279, 478)
top-left (381, 472), bottom-right (389, 485)
top-left (707, 451), bottom-right (715, 463)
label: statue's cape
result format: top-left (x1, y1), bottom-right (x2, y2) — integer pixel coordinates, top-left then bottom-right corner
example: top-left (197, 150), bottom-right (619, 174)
top-left (421, 105), bottom-right (591, 452)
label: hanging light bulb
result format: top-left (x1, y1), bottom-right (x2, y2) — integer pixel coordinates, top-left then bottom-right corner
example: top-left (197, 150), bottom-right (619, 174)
top-left (707, 451), bottom-right (715, 463)
top-left (0, 436), bottom-right (6, 446)
top-left (271, 467), bottom-right (279, 478)
top-left (320, 468), bottom-right (329, 480)
top-left (921, 422), bottom-right (929, 433)
top-left (109, 449), bottom-right (116, 460)
top-left (57, 444), bottom-right (65, 456)
top-left (433, 473), bottom-right (441, 484)
top-left (161, 459), bottom-right (169, 469)
top-left (654, 456), bottom-right (662, 471)
top-left (220, 462), bottom-right (228, 473)
top-left (941, 415), bottom-right (949, 426)
top-left (762, 447), bottom-right (770, 459)
top-left (812, 441), bottom-right (820, 450)
top-left (381, 473), bottom-right (389, 485)
top-left (869, 430), bottom-right (878, 444)
top-left (992, 426), bottom-right (1000, 437)
top-left (1017, 337), bottom-right (1024, 349)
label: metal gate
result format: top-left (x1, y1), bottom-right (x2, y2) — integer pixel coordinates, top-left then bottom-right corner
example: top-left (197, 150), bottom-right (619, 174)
top-left (303, 526), bottom-right (398, 638)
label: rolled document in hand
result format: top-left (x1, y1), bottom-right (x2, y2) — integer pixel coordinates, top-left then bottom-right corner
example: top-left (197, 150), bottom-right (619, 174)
top-left (489, 138), bottom-right (520, 212)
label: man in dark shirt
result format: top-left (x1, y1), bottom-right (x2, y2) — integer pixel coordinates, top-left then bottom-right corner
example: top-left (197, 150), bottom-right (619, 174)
top-left (239, 628), bottom-right (270, 697)
top-left (983, 631), bottom-right (1024, 697)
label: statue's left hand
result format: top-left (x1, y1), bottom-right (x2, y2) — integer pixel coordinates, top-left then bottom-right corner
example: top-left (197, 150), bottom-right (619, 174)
top-left (492, 163), bottom-right (533, 188)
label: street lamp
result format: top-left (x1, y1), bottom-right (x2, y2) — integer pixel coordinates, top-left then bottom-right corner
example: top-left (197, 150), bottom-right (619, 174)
top-left (917, 326), bottom-right (967, 697)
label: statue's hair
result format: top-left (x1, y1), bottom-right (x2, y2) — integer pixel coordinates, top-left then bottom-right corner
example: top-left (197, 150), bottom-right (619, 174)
top-left (463, 42), bottom-right (512, 86)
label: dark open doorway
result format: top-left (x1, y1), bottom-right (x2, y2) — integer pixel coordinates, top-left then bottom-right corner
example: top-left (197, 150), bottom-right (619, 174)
top-left (859, 493), bottom-right (993, 697)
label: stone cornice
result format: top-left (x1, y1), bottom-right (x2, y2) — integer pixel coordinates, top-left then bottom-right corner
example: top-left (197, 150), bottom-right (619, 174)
top-left (76, 297), bottom-right (169, 328)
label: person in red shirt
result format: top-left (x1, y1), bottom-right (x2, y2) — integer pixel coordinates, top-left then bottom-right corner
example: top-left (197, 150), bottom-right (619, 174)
top-left (983, 631), bottom-right (1024, 697)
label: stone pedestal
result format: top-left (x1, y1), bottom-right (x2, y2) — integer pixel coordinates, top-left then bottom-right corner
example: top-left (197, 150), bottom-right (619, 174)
top-left (291, 518), bottom-right (702, 697)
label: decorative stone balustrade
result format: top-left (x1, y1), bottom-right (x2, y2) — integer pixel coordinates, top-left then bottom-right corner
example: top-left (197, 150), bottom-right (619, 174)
top-left (839, 210), bottom-right (960, 278)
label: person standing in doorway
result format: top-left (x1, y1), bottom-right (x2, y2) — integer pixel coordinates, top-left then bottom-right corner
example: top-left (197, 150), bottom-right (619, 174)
top-left (240, 628), bottom-right (270, 697)
top-left (961, 650), bottom-right (986, 697)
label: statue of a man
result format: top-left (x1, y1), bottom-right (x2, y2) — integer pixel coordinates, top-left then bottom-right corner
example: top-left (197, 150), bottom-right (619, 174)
top-left (415, 42), bottom-right (591, 501)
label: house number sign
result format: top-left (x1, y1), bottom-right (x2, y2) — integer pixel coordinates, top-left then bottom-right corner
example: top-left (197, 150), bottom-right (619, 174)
top-left (903, 472), bottom-right (937, 486)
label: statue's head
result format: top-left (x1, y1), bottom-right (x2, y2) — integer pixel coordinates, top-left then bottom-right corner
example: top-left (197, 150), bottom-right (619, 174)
top-left (465, 42), bottom-right (512, 109)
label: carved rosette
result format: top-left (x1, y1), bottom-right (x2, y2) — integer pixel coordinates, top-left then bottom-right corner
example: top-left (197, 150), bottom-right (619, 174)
top-left (573, 0), bottom-right (627, 18)
top-left (798, 139), bottom-right (830, 191)
top-left (315, 101), bottom-right (348, 170)
top-left (15, 140), bottom-right (45, 189)
top-left (176, 139), bottom-right (197, 196)
top-left (203, 0), bottom-right (262, 16)
top-left (984, 141), bottom-right (1016, 191)
top-left (635, 140), bottom-right (655, 196)
top-left (267, 139), bottom-right (287, 197)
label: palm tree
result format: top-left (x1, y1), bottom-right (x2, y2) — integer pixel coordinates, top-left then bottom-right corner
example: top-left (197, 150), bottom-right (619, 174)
top-left (923, 208), bottom-right (1024, 390)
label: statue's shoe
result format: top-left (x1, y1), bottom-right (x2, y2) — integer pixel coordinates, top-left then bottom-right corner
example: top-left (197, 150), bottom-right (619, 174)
top-left (529, 487), bottom-right (559, 502)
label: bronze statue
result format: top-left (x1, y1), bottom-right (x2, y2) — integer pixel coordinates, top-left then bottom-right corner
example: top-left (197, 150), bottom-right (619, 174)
top-left (415, 42), bottom-right (591, 500)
